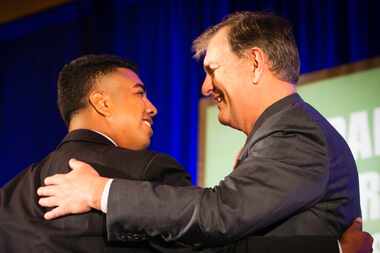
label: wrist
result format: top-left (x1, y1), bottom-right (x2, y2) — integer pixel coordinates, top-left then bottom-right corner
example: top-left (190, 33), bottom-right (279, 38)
top-left (89, 176), bottom-right (109, 210)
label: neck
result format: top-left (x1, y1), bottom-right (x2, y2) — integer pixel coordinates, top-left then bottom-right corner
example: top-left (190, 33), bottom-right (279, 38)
top-left (68, 114), bottom-right (115, 144)
top-left (243, 79), bottom-right (296, 135)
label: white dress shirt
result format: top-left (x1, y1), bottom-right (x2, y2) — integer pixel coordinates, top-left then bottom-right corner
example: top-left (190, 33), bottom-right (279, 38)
top-left (92, 130), bottom-right (116, 213)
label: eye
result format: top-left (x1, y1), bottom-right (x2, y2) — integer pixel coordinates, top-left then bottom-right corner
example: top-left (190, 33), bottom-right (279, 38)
top-left (136, 89), bottom-right (146, 96)
top-left (205, 64), bottom-right (219, 77)
top-left (210, 63), bottom-right (219, 71)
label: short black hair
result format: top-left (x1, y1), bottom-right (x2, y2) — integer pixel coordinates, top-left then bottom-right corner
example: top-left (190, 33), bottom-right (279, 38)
top-left (57, 54), bottom-right (137, 126)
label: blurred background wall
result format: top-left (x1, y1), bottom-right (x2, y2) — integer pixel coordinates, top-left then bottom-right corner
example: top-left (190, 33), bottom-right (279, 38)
top-left (0, 0), bottom-right (379, 186)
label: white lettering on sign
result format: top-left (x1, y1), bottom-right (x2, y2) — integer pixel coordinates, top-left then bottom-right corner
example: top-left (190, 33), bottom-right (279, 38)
top-left (360, 171), bottom-right (380, 220)
top-left (348, 111), bottom-right (372, 159)
top-left (328, 117), bottom-right (346, 137)
top-left (374, 107), bottom-right (380, 156)
top-left (328, 107), bottom-right (380, 160)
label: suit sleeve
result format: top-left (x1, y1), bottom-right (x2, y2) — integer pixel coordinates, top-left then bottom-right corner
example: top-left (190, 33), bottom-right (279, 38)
top-left (106, 127), bottom-right (329, 246)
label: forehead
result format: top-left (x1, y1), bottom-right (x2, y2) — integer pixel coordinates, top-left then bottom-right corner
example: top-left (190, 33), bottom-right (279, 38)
top-left (203, 27), bottom-right (232, 66)
top-left (96, 67), bottom-right (144, 92)
top-left (113, 67), bottom-right (143, 85)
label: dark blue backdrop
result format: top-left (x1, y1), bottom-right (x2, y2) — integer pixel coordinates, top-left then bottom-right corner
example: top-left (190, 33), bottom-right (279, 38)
top-left (1, 0), bottom-right (379, 186)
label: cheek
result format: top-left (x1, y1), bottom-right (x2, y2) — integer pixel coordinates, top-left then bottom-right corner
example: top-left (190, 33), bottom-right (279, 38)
top-left (216, 72), bottom-right (241, 97)
top-left (114, 100), bottom-right (141, 121)
top-left (224, 72), bottom-right (249, 104)
top-left (223, 86), bottom-right (240, 106)
top-left (112, 110), bottom-right (138, 128)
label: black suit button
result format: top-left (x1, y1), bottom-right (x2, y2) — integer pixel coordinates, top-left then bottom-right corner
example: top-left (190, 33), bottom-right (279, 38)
top-left (118, 234), bottom-right (127, 241)
top-left (193, 243), bottom-right (203, 249)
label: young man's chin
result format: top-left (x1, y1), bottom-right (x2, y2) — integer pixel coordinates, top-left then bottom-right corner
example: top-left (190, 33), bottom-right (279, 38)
top-left (139, 138), bottom-right (151, 150)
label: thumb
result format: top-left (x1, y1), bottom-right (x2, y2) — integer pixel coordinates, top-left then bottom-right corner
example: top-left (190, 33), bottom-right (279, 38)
top-left (68, 158), bottom-right (99, 176)
top-left (68, 158), bottom-right (89, 171)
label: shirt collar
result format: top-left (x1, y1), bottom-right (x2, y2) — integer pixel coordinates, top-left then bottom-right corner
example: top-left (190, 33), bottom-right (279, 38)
top-left (92, 130), bottom-right (118, 147)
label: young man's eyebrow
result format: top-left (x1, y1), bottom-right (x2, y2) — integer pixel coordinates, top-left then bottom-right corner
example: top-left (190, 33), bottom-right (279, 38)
top-left (134, 83), bottom-right (146, 91)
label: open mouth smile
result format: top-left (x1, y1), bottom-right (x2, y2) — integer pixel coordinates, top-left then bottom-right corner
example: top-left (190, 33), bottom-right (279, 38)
top-left (143, 118), bottom-right (153, 128)
top-left (213, 92), bottom-right (224, 103)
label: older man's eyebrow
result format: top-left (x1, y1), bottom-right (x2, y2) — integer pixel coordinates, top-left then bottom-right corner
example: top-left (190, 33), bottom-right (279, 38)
top-left (204, 65), bottom-right (215, 75)
top-left (203, 63), bottom-right (219, 75)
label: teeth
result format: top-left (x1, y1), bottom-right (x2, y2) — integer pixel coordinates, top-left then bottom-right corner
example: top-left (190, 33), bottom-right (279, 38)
top-left (143, 121), bottom-right (152, 128)
top-left (216, 97), bottom-right (222, 103)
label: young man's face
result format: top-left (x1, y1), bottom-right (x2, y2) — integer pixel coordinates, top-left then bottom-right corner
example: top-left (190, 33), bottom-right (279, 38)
top-left (103, 67), bottom-right (157, 150)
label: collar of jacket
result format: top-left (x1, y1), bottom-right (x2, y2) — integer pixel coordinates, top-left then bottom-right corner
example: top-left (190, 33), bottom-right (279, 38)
top-left (235, 93), bottom-right (302, 165)
top-left (57, 129), bottom-right (117, 149)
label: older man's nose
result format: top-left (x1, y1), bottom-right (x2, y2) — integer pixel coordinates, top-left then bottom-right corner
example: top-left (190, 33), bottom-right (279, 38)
top-left (201, 75), bottom-right (213, 96)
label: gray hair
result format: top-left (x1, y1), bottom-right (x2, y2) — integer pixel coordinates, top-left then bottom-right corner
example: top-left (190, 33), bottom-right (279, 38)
top-left (193, 11), bottom-right (300, 84)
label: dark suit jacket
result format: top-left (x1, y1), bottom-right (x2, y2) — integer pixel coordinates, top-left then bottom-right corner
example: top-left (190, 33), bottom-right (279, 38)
top-left (203, 236), bottom-right (339, 253)
top-left (0, 129), bottom-right (191, 252)
top-left (105, 93), bottom-right (360, 249)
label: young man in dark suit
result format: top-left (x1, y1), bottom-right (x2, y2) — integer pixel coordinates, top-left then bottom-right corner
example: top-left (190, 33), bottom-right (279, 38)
top-left (0, 55), bottom-right (192, 252)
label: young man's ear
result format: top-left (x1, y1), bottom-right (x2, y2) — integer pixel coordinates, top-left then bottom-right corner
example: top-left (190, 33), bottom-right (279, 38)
top-left (88, 91), bottom-right (111, 117)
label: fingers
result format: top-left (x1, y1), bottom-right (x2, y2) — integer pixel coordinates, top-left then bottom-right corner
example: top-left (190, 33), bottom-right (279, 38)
top-left (37, 185), bottom-right (57, 197)
top-left (364, 231), bottom-right (374, 244)
top-left (36, 158), bottom-right (98, 219)
top-left (44, 174), bottom-right (65, 185)
top-left (44, 206), bottom-right (68, 220)
top-left (42, 158), bottom-right (98, 188)
top-left (363, 232), bottom-right (374, 253)
top-left (38, 197), bottom-right (59, 207)
top-left (42, 158), bottom-right (84, 185)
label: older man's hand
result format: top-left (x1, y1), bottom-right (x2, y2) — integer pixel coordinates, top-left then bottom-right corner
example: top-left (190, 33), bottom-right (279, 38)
top-left (37, 159), bottom-right (108, 220)
top-left (341, 218), bottom-right (373, 253)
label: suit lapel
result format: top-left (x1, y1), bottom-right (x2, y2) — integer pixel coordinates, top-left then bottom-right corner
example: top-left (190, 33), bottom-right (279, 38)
top-left (234, 93), bottom-right (302, 169)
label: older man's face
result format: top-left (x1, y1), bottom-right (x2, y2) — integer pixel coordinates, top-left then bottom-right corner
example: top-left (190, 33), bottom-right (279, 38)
top-left (201, 27), bottom-right (254, 133)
